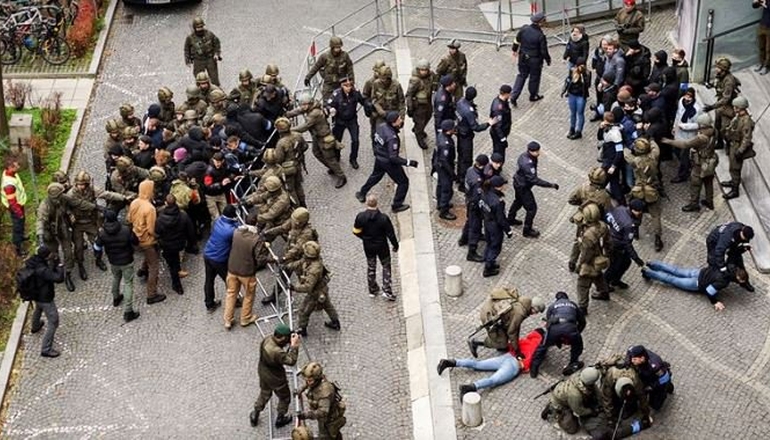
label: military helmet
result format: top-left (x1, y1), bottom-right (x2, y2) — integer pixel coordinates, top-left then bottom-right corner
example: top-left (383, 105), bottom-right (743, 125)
top-left (196, 71), bottom-right (211, 84)
top-left (47, 182), bottom-right (65, 198)
top-left (615, 377), bottom-right (635, 398)
top-left (581, 203), bottom-right (601, 224)
top-left (74, 171), bottom-right (91, 185)
top-left (303, 240), bottom-right (321, 258)
top-left (119, 103), bottom-right (134, 118)
top-left (297, 92), bottom-right (313, 105)
top-left (447, 39), bottom-right (461, 49)
top-left (264, 176), bottom-right (282, 192)
top-left (714, 57), bottom-right (731, 70)
top-left (291, 425), bottom-right (312, 440)
top-left (588, 166), bottom-right (607, 185)
top-left (157, 86), bottom-right (174, 102)
top-left (696, 113), bottom-right (713, 127)
top-left (209, 88), bottom-right (227, 103)
top-left (239, 69), bottom-right (253, 81)
top-left (634, 138), bottom-right (651, 154)
top-left (580, 367), bottom-right (601, 386)
top-left (105, 118), bottom-right (121, 134)
top-left (185, 86), bottom-right (201, 99)
top-left (261, 74), bottom-right (274, 85)
top-left (184, 109), bottom-right (199, 121)
top-left (379, 66), bottom-right (393, 79)
top-left (274, 117), bottom-right (291, 133)
top-left (291, 207), bottom-right (310, 224)
top-left (262, 148), bottom-right (277, 164)
top-left (416, 58), bottom-right (430, 70)
top-left (732, 96), bottom-right (749, 109)
top-left (530, 297), bottom-right (546, 313)
top-left (53, 170), bottom-right (70, 185)
top-left (148, 166), bottom-right (167, 182)
top-left (265, 64), bottom-right (280, 76)
top-left (372, 59), bottom-right (386, 73)
top-left (329, 36), bottom-right (343, 48)
top-left (123, 126), bottom-right (139, 139)
top-left (116, 156), bottom-right (133, 172)
top-left (301, 361), bottom-right (324, 379)
top-left (192, 17), bottom-right (205, 28)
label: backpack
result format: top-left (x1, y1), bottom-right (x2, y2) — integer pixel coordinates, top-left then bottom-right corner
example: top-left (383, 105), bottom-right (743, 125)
top-left (16, 265), bottom-right (38, 301)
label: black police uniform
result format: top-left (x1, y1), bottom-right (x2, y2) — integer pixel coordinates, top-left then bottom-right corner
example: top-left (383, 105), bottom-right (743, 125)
top-left (603, 206), bottom-right (644, 286)
top-left (433, 130), bottom-right (456, 213)
top-left (480, 187), bottom-right (511, 274)
top-left (327, 86), bottom-right (367, 164)
top-left (706, 222), bottom-right (754, 291)
top-left (507, 150), bottom-right (554, 235)
top-left (529, 294), bottom-right (586, 377)
top-left (626, 348), bottom-right (673, 411)
top-left (489, 96), bottom-right (512, 160)
top-left (433, 86), bottom-right (456, 132)
top-left (359, 122), bottom-right (410, 208)
top-left (456, 97), bottom-right (490, 186)
top-left (511, 23), bottom-right (551, 103)
top-left (459, 166), bottom-right (485, 249)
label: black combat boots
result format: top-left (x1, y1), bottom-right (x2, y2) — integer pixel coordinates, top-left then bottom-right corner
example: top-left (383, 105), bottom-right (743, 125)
top-left (95, 253), bottom-right (107, 271)
top-left (562, 360), bottom-right (584, 376)
top-left (459, 384), bottom-right (477, 403)
top-left (275, 414), bottom-right (293, 428)
top-left (437, 359), bottom-right (456, 375)
top-left (466, 247), bottom-right (484, 262)
top-left (467, 339), bottom-right (484, 358)
top-left (64, 272), bottom-right (75, 292)
top-left (324, 319), bottom-right (341, 331)
top-left (249, 409), bottom-right (260, 427)
top-left (78, 263), bottom-right (88, 281)
top-left (654, 235), bottom-right (664, 252)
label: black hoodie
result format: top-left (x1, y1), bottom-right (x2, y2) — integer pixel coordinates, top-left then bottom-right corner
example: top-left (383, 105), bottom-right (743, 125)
top-left (155, 204), bottom-right (196, 252)
top-left (648, 50), bottom-right (668, 86)
top-left (27, 254), bottom-right (64, 303)
top-left (353, 208), bottom-right (399, 252)
top-left (96, 219), bottom-right (139, 266)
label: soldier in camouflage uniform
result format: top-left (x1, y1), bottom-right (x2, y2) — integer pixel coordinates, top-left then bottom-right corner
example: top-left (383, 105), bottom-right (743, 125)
top-left (250, 323), bottom-right (299, 429)
top-left (195, 71), bottom-right (222, 105)
top-left (362, 60), bottom-right (386, 143)
top-left (597, 363), bottom-right (651, 434)
top-left (662, 113), bottom-right (718, 211)
top-left (285, 241), bottom-right (340, 336)
top-left (625, 138), bottom-right (664, 252)
top-left (156, 87), bottom-right (176, 129)
top-left (51, 170), bottom-right (71, 193)
top-left (720, 96), bottom-right (755, 200)
top-left (436, 39), bottom-right (468, 100)
top-left (203, 88), bottom-right (228, 126)
top-left (110, 156), bottom-right (150, 211)
top-left (103, 118), bottom-right (123, 162)
top-left (567, 167), bottom-right (612, 272)
top-left (262, 64), bottom-right (292, 110)
top-left (703, 57), bottom-right (739, 150)
top-left (467, 289), bottom-right (545, 357)
top-left (184, 17), bottom-right (222, 86)
top-left (297, 362), bottom-right (347, 440)
top-left (247, 176), bottom-right (293, 230)
top-left (37, 183), bottom-right (78, 292)
top-left (68, 171), bottom-right (126, 279)
top-left (406, 59), bottom-right (439, 150)
top-left (304, 36), bottom-right (355, 101)
top-left (574, 203), bottom-right (611, 314)
top-left (177, 86), bottom-right (209, 120)
top-left (541, 367), bottom-right (604, 436)
top-left (370, 66), bottom-right (405, 127)
top-left (286, 93), bottom-right (347, 188)
top-left (231, 69), bottom-right (257, 110)
top-left (273, 117), bottom-right (308, 207)
top-left (117, 103), bottom-right (142, 131)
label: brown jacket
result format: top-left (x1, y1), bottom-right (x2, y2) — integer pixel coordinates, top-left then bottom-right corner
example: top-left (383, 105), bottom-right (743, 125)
top-left (127, 180), bottom-right (157, 246)
top-left (227, 225), bottom-right (266, 277)
top-left (258, 335), bottom-right (299, 390)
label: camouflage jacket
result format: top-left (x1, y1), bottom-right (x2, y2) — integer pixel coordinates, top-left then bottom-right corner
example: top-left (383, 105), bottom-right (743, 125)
top-left (67, 186), bottom-right (124, 224)
top-left (262, 221), bottom-right (318, 263)
top-left (551, 373), bottom-right (599, 417)
top-left (406, 70), bottom-right (439, 110)
top-left (725, 113), bottom-right (755, 156)
top-left (184, 30), bottom-right (221, 61)
top-left (578, 221), bottom-right (610, 277)
top-left (436, 52), bottom-right (468, 86)
top-left (287, 102), bottom-right (332, 139)
top-left (285, 256), bottom-right (328, 299)
top-left (567, 181), bottom-right (612, 213)
top-left (371, 79), bottom-right (406, 119)
top-left (258, 335), bottom-right (299, 390)
top-left (307, 51), bottom-right (355, 85)
top-left (256, 189), bottom-right (292, 228)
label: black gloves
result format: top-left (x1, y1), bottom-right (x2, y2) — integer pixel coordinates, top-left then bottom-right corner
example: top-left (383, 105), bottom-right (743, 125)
top-left (304, 76), bottom-right (311, 87)
top-left (634, 257), bottom-right (645, 267)
top-left (408, 160), bottom-right (419, 168)
top-left (551, 183), bottom-right (559, 190)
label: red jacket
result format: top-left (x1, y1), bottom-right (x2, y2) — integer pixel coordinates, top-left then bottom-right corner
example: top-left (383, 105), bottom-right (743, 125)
top-left (509, 328), bottom-right (545, 372)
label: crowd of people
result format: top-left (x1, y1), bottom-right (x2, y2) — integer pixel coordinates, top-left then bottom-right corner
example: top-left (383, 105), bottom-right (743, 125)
top-left (1, 0), bottom-right (765, 437)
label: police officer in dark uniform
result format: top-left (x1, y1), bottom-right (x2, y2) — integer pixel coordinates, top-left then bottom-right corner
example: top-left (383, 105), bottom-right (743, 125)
top-left (484, 152), bottom-right (504, 179)
top-left (489, 85), bottom-right (513, 161)
top-left (511, 13), bottom-right (551, 107)
top-left (326, 77), bottom-right (367, 169)
top-left (433, 75), bottom-right (457, 133)
top-left (507, 142), bottom-right (559, 238)
top-left (626, 345), bottom-right (673, 411)
top-left (480, 175), bottom-right (512, 277)
top-left (456, 87), bottom-right (496, 192)
top-left (434, 120), bottom-right (458, 220)
top-left (706, 222), bottom-right (755, 292)
top-left (601, 199), bottom-right (646, 296)
top-left (356, 111), bottom-right (418, 213)
top-left (529, 291), bottom-right (586, 378)
top-left (458, 154), bottom-right (488, 262)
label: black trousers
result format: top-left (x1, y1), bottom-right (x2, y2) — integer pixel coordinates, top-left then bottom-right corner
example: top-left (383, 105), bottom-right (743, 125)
top-left (460, 204), bottom-right (483, 247)
top-left (360, 160), bottom-right (409, 208)
top-left (456, 135), bottom-right (474, 183)
top-left (161, 247), bottom-right (183, 290)
top-left (491, 136), bottom-right (508, 163)
top-left (436, 169), bottom-right (454, 211)
top-left (512, 57), bottom-right (544, 100)
top-left (333, 118), bottom-right (360, 162)
top-left (508, 185), bottom-right (537, 231)
top-left (204, 257), bottom-right (228, 307)
top-left (530, 323), bottom-right (583, 372)
top-left (605, 243), bottom-right (632, 285)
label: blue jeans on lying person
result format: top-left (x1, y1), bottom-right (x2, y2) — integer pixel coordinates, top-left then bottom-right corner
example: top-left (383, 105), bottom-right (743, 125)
top-left (456, 352), bottom-right (521, 390)
top-left (645, 261), bottom-right (699, 292)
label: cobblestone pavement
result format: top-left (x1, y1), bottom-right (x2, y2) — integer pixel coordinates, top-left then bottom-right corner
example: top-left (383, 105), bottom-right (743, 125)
top-left (406, 4), bottom-right (770, 440)
top-left (2, 1), bottom-right (411, 438)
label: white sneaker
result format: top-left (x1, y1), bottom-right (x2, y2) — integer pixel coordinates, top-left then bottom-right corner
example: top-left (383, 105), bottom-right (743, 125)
top-left (755, 64), bottom-right (764, 72)
top-left (382, 291), bottom-right (397, 301)
top-left (761, 67), bottom-right (769, 76)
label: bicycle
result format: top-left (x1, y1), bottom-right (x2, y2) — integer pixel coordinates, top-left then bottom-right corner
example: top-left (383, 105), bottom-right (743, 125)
top-left (0, 18), bottom-right (70, 65)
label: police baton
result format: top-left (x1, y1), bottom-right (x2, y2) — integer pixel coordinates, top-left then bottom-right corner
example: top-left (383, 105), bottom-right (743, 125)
top-left (611, 398), bottom-right (626, 440)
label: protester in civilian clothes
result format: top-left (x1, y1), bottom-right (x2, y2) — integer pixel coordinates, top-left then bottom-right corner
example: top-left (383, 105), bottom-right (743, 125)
top-left (670, 88), bottom-right (700, 183)
top-left (623, 40), bottom-right (651, 96)
top-left (133, 135), bottom-right (156, 170)
top-left (224, 214), bottom-right (265, 330)
top-left (590, 72), bottom-right (618, 122)
top-left (155, 195), bottom-right (197, 296)
top-left (642, 261), bottom-right (748, 311)
top-left (591, 35), bottom-right (612, 108)
top-left (671, 48), bottom-right (690, 93)
top-left (562, 57), bottom-right (591, 140)
top-left (94, 210), bottom-right (141, 322)
top-left (598, 111), bottom-right (626, 204)
top-left (203, 152), bottom-right (234, 221)
top-left (603, 40), bottom-right (626, 88)
top-left (202, 204), bottom-right (238, 311)
top-left (127, 180), bottom-right (166, 305)
top-left (648, 50), bottom-right (668, 89)
top-left (27, 245), bottom-right (65, 357)
top-left (353, 195), bottom-right (399, 300)
top-left (2, 158), bottom-right (27, 256)
top-left (563, 26), bottom-right (589, 69)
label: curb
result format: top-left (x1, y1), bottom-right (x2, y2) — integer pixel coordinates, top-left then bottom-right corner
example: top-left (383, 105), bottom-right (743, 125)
top-left (5, 0), bottom-right (119, 80)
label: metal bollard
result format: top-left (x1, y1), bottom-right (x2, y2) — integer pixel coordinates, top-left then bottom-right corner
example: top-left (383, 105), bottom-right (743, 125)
top-left (444, 265), bottom-right (463, 297)
top-left (461, 391), bottom-right (483, 427)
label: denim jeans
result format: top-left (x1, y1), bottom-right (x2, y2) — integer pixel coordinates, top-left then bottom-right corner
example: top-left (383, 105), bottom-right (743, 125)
top-left (110, 263), bottom-right (135, 313)
top-left (32, 300), bottom-right (59, 354)
top-left (568, 94), bottom-right (586, 132)
top-left (646, 261), bottom-right (699, 292)
top-left (456, 353), bottom-right (520, 390)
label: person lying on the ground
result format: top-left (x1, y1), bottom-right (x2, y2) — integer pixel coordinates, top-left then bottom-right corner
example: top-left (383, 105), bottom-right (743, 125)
top-left (641, 260), bottom-right (748, 311)
top-left (437, 327), bottom-right (544, 401)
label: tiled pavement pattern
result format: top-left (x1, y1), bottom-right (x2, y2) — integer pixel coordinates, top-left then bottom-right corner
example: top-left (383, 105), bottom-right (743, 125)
top-left (406, 3), bottom-right (770, 440)
top-left (2, 1), bottom-right (411, 438)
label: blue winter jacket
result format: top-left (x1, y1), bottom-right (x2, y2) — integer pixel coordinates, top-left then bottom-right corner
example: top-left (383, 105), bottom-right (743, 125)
top-left (203, 216), bottom-right (239, 263)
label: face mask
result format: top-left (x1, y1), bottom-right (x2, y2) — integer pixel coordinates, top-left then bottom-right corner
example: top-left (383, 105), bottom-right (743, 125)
top-left (571, 33), bottom-right (581, 42)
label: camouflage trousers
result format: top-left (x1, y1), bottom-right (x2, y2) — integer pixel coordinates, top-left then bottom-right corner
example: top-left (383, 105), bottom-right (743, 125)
top-left (45, 236), bottom-right (74, 271)
top-left (365, 246), bottom-right (392, 296)
top-left (72, 222), bottom-right (98, 264)
top-left (576, 273), bottom-right (609, 309)
top-left (297, 292), bottom-right (339, 329)
top-left (253, 382), bottom-right (291, 416)
top-left (411, 106), bottom-right (432, 150)
top-left (728, 149), bottom-right (745, 187)
top-left (316, 417), bottom-right (345, 439)
top-left (285, 173), bottom-right (307, 208)
top-left (311, 139), bottom-right (345, 178)
top-left (192, 57), bottom-right (220, 86)
top-left (688, 173), bottom-right (714, 205)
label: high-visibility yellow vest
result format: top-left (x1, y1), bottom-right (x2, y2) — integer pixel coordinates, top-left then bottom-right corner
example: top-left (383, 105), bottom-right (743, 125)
top-left (1, 171), bottom-right (27, 208)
